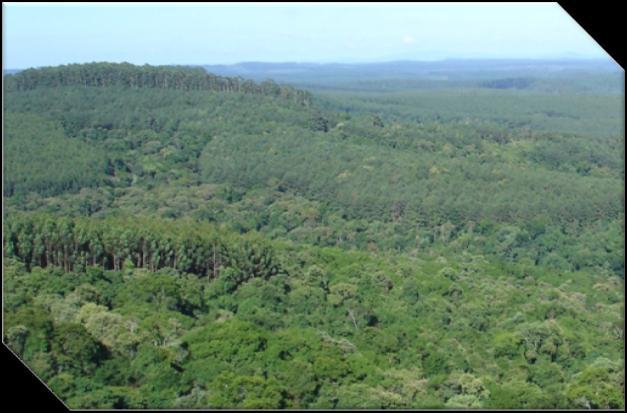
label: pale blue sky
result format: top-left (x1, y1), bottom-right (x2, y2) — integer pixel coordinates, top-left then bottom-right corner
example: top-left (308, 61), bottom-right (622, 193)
top-left (3, 2), bottom-right (610, 69)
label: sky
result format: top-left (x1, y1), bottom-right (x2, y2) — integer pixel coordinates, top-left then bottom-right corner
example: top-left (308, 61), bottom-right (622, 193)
top-left (2, 2), bottom-right (611, 69)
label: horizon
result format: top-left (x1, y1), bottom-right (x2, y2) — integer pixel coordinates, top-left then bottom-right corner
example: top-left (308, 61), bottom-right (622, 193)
top-left (3, 3), bottom-right (614, 69)
top-left (3, 56), bottom-right (619, 72)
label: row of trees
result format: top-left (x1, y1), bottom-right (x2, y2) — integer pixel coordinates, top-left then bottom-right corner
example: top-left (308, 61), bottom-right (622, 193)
top-left (4, 62), bottom-right (313, 106)
top-left (3, 214), bottom-right (282, 287)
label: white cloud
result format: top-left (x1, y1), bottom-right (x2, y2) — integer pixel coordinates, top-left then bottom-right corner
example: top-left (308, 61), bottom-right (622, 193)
top-left (402, 34), bottom-right (415, 45)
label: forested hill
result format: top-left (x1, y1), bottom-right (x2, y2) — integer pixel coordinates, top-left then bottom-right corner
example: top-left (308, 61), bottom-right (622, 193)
top-left (3, 62), bottom-right (312, 106)
top-left (3, 62), bottom-right (623, 277)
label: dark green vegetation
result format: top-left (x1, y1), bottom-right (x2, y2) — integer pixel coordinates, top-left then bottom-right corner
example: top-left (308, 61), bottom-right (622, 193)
top-left (4, 62), bottom-right (312, 105)
top-left (3, 62), bottom-right (625, 409)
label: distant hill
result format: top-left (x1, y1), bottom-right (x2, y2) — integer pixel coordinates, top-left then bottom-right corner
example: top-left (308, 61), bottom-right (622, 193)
top-left (4, 62), bottom-right (312, 106)
top-left (205, 58), bottom-right (620, 76)
top-left (203, 59), bottom-right (623, 93)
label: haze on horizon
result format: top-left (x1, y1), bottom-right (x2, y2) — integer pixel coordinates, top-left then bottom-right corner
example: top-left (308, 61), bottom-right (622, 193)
top-left (2, 2), bottom-right (615, 70)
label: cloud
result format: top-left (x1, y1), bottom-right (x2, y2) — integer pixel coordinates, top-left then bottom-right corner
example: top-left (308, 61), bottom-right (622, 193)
top-left (402, 34), bottom-right (415, 45)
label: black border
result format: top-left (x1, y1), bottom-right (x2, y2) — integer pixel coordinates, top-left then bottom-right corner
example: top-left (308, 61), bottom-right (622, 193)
top-left (0, 345), bottom-right (68, 411)
top-left (558, 0), bottom-right (624, 67)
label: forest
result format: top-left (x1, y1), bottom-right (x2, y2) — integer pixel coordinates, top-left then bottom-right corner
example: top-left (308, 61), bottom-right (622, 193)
top-left (2, 62), bottom-right (625, 409)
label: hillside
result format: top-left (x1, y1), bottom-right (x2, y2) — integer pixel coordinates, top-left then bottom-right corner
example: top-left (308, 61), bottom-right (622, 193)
top-left (2, 62), bottom-right (624, 409)
top-left (4, 62), bottom-right (312, 105)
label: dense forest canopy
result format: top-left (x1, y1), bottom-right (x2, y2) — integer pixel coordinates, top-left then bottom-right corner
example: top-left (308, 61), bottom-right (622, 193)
top-left (2, 62), bottom-right (624, 409)
top-left (3, 62), bottom-right (312, 106)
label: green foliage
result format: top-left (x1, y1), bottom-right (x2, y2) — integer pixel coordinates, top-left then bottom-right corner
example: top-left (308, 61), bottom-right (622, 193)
top-left (50, 323), bottom-right (104, 374)
top-left (3, 113), bottom-right (106, 197)
top-left (5, 62), bottom-right (312, 106)
top-left (207, 372), bottom-right (285, 408)
top-left (2, 61), bottom-right (623, 408)
top-left (4, 213), bottom-right (283, 283)
top-left (3, 235), bottom-right (623, 408)
top-left (488, 381), bottom-right (553, 409)
top-left (565, 357), bottom-right (625, 409)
